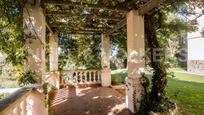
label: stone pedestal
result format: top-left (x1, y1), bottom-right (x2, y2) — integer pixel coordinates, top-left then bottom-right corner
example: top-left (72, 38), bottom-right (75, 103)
top-left (101, 68), bottom-right (111, 87)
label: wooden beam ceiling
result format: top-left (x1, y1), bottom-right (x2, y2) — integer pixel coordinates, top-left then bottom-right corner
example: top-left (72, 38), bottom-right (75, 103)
top-left (46, 11), bottom-right (123, 21)
top-left (51, 25), bottom-right (111, 31)
top-left (107, 0), bottom-right (164, 34)
top-left (57, 29), bottom-right (103, 34)
top-left (44, 0), bottom-right (129, 12)
top-left (46, 22), bottom-right (53, 33)
top-left (106, 18), bottom-right (126, 34)
top-left (138, 0), bottom-right (164, 15)
top-left (45, 0), bottom-right (164, 34)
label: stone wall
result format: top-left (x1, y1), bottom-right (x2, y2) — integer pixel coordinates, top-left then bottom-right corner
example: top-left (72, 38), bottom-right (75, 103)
top-left (188, 60), bottom-right (204, 73)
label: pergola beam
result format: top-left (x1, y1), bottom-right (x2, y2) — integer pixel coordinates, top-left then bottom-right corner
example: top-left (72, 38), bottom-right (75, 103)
top-left (51, 24), bottom-right (111, 31)
top-left (46, 11), bottom-right (123, 21)
top-left (57, 29), bottom-right (103, 33)
top-left (46, 22), bottom-right (53, 33)
top-left (106, 18), bottom-right (126, 35)
top-left (138, 0), bottom-right (163, 15)
top-left (64, 32), bottom-right (101, 35)
top-left (45, 0), bottom-right (164, 34)
top-left (44, 1), bottom-right (129, 12)
top-left (108, 0), bottom-right (164, 34)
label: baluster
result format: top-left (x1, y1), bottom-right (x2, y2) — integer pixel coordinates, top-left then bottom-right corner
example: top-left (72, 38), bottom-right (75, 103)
top-left (81, 71), bottom-right (84, 83)
top-left (79, 71), bottom-right (83, 84)
top-left (17, 103), bottom-right (22, 115)
top-left (97, 71), bottom-right (100, 83)
top-left (12, 107), bottom-right (17, 115)
top-left (22, 100), bottom-right (27, 115)
top-left (74, 71), bottom-right (77, 83)
top-left (94, 71), bottom-right (97, 82)
top-left (95, 71), bottom-right (98, 82)
top-left (84, 71), bottom-right (87, 83)
top-left (61, 72), bottom-right (64, 85)
top-left (89, 71), bottom-right (92, 83)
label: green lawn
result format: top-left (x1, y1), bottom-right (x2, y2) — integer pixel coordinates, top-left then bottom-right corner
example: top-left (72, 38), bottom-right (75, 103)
top-left (173, 72), bottom-right (204, 83)
top-left (0, 75), bottom-right (19, 88)
top-left (111, 69), bottom-right (204, 114)
top-left (167, 77), bottom-right (204, 114)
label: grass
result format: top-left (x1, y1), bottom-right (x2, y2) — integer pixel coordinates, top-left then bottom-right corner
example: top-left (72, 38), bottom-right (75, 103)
top-left (111, 69), bottom-right (127, 84)
top-left (0, 75), bottom-right (19, 88)
top-left (111, 69), bottom-right (204, 114)
top-left (173, 72), bottom-right (204, 83)
top-left (167, 77), bottom-right (204, 114)
top-left (170, 67), bottom-right (186, 71)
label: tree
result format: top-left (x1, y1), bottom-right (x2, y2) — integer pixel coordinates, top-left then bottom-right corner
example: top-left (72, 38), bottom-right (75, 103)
top-left (0, 0), bottom-right (26, 66)
top-left (141, 0), bottom-right (199, 112)
top-left (58, 33), bottom-right (101, 70)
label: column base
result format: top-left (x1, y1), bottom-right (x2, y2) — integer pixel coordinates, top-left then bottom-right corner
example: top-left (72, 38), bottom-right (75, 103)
top-left (125, 77), bottom-right (144, 113)
top-left (101, 68), bottom-right (111, 87)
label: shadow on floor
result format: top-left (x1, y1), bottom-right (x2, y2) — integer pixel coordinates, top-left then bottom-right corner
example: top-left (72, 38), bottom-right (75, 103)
top-left (50, 85), bottom-right (133, 115)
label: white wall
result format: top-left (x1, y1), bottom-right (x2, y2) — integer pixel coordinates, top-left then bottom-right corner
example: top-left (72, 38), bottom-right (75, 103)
top-left (188, 8), bottom-right (204, 60)
top-left (188, 38), bottom-right (204, 60)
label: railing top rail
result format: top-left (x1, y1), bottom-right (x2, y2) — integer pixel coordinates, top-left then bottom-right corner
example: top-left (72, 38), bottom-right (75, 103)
top-left (0, 84), bottom-right (41, 112)
top-left (61, 69), bottom-right (101, 72)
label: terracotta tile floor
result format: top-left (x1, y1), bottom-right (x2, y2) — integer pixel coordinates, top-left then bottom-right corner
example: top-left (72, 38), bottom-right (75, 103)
top-left (50, 86), bottom-right (133, 115)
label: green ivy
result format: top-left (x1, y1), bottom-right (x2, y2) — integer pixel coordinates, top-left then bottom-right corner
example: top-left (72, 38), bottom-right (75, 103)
top-left (17, 71), bottom-right (37, 86)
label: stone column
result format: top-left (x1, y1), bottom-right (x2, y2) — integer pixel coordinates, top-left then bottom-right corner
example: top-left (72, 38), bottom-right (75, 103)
top-left (101, 33), bottom-right (111, 87)
top-left (126, 10), bottom-right (145, 113)
top-left (23, 0), bottom-right (46, 83)
top-left (49, 32), bottom-right (58, 71)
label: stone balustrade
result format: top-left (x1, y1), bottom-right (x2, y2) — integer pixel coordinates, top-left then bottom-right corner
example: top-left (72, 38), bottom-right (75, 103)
top-left (61, 70), bottom-right (101, 85)
top-left (0, 85), bottom-right (48, 115)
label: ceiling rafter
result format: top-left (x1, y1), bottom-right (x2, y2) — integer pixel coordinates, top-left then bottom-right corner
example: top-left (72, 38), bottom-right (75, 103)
top-left (44, 0), bottom-right (164, 34)
top-left (57, 29), bottom-right (103, 34)
top-left (106, 18), bottom-right (126, 34)
top-left (46, 11), bottom-right (123, 21)
top-left (44, 0), bottom-right (129, 12)
top-left (138, 0), bottom-right (164, 15)
top-left (106, 0), bottom-right (164, 34)
top-left (51, 24), bottom-right (111, 30)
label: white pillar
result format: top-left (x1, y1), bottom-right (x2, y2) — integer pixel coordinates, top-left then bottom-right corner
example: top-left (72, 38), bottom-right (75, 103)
top-left (23, 0), bottom-right (46, 83)
top-left (126, 10), bottom-right (145, 113)
top-left (101, 33), bottom-right (111, 87)
top-left (49, 32), bottom-right (58, 71)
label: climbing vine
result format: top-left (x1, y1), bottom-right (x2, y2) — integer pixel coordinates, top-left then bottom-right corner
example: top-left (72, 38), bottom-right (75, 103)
top-left (140, 1), bottom-right (199, 113)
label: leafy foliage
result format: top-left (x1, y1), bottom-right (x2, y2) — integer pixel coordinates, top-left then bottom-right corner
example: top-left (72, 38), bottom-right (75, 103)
top-left (140, 1), bottom-right (201, 113)
top-left (17, 71), bottom-right (37, 86)
top-left (0, 0), bottom-right (26, 66)
top-left (58, 33), bottom-right (101, 70)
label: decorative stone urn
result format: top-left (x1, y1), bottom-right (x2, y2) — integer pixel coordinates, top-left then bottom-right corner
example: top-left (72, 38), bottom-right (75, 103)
top-left (101, 67), bottom-right (111, 87)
